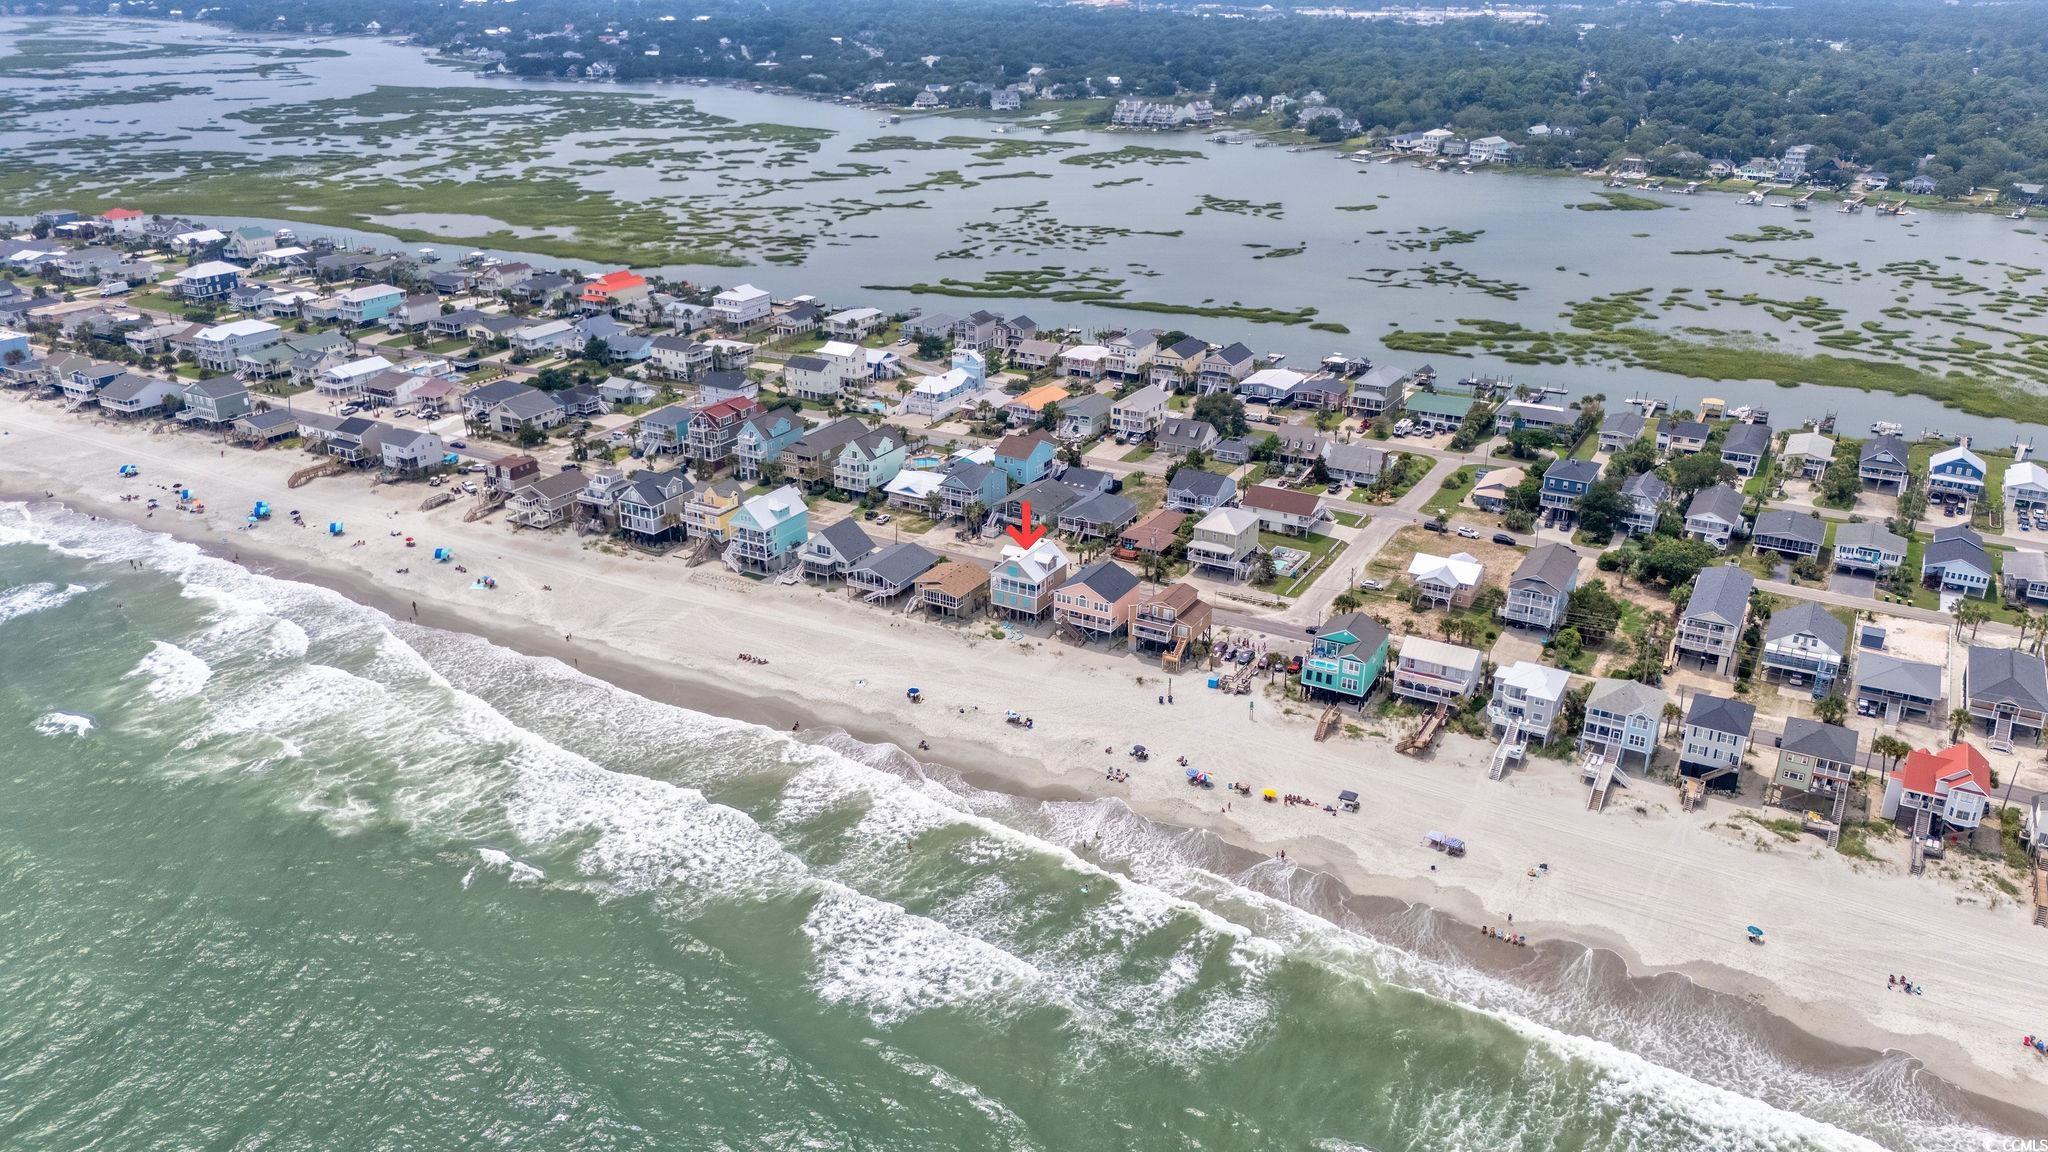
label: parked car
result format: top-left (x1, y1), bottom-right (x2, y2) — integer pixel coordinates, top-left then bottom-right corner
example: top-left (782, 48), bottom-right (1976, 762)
top-left (1492, 532), bottom-right (1518, 546)
top-left (874, 513), bottom-right (892, 525)
top-left (1455, 525), bottom-right (1479, 539)
top-left (1424, 520), bottom-right (1448, 534)
top-left (449, 439), bottom-right (468, 449)
top-left (1360, 578), bottom-right (1385, 591)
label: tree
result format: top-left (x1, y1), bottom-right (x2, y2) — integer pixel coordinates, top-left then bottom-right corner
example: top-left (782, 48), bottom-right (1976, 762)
top-left (1954, 598), bottom-right (1991, 641)
top-left (1566, 580), bottom-right (1624, 646)
top-left (1034, 400), bottom-right (1061, 432)
top-left (1550, 625), bottom-right (1584, 665)
top-left (1948, 705), bottom-right (1970, 743)
top-left (1505, 427), bottom-right (1555, 459)
top-left (1606, 437), bottom-right (1657, 478)
top-left (916, 333), bottom-right (948, 360)
top-left (1633, 537), bottom-right (1716, 587)
top-left (1819, 452), bottom-right (1861, 508)
top-left (1193, 392), bottom-right (1249, 437)
top-left (515, 421), bottom-right (545, 447)
top-left (582, 336), bottom-right (611, 364)
top-left (1668, 450), bottom-right (1733, 496)
top-left (1576, 477), bottom-right (1628, 541)
top-left (1871, 734), bottom-right (1913, 771)
top-left (1814, 692), bottom-right (1848, 725)
top-left (1252, 550), bottom-right (1277, 585)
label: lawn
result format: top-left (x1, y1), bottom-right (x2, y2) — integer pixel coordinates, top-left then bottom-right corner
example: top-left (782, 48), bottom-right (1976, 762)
top-left (1119, 444), bottom-right (1156, 463)
top-left (1329, 508), bottom-right (1369, 528)
top-left (1261, 530), bottom-right (1342, 598)
top-left (424, 336), bottom-right (473, 355)
top-left (1422, 466), bottom-right (1479, 516)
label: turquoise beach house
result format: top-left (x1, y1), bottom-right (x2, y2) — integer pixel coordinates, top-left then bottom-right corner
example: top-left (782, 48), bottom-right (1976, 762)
top-left (1300, 612), bottom-right (1391, 701)
top-left (725, 485), bottom-right (809, 574)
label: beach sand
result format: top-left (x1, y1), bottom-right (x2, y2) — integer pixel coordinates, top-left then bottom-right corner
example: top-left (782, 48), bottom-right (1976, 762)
top-left (3, 394), bottom-right (2044, 1118)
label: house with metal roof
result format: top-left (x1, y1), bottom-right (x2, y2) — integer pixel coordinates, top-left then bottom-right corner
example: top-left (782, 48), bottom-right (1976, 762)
top-left (1761, 602), bottom-right (1846, 694)
top-left (846, 542), bottom-right (941, 601)
top-left (1832, 520), bottom-right (1907, 576)
top-left (1580, 678), bottom-right (1664, 770)
top-left (1963, 644), bottom-right (2048, 749)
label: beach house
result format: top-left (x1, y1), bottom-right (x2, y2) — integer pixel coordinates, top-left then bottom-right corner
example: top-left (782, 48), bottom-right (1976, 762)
top-left (1927, 445), bottom-right (1986, 503)
top-left (1127, 582), bottom-right (1212, 665)
top-left (1005, 383), bottom-right (1070, 428)
top-left (725, 485), bottom-right (809, 574)
top-left (937, 461), bottom-right (1009, 523)
top-left (95, 372), bottom-right (183, 417)
top-left (1858, 435), bottom-right (1910, 490)
top-left (681, 479), bottom-right (747, 542)
top-left (1488, 661), bottom-right (1572, 743)
top-left (1391, 637), bottom-right (1486, 707)
top-left (1058, 492), bottom-right (1138, 541)
top-left (1053, 561), bottom-right (1143, 639)
top-left (1493, 400), bottom-right (1571, 437)
top-left (832, 428), bottom-right (909, 496)
top-left (1241, 484), bottom-right (1325, 536)
top-left (1501, 543), bottom-right (1579, 633)
top-left (1469, 466), bottom-right (1525, 514)
top-left (1922, 525), bottom-right (1994, 598)
top-left (2006, 462), bottom-right (2048, 510)
top-left (1195, 343), bottom-right (1255, 394)
top-left (1676, 565), bottom-right (1753, 675)
top-left (1299, 612), bottom-right (1391, 702)
top-left (1679, 693), bottom-right (1755, 792)
top-left (733, 407), bottom-right (807, 481)
top-left (174, 260), bottom-right (240, 302)
top-left (785, 417), bottom-right (870, 487)
top-left (1618, 472), bottom-right (1669, 537)
top-left (782, 341), bottom-right (865, 401)
top-left (684, 397), bottom-right (766, 467)
top-left (507, 470), bottom-right (592, 529)
top-left (1147, 338), bottom-right (1210, 390)
top-left (1832, 520), bottom-right (1907, 576)
top-left (1055, 393), bottom-right (1114, 442)
top-left (711, 284), bottom-right (772, 328)
top-left (1963, 644), bottom-right (2048, 748)
top-left (1153, 418), bottom-right (1220, 458)
top-left (1406, 551), bottom-right (1484, 608)
top-left (1166, 469), bottom-right (1237, 514)
top-left (1579, 679), bottom-right (1664, 770)
top-left (1683, 484), bottom-right (1744, 551)
top-left (1761, 601), bottom-right (1847, 695)
top-left (800, 518), bottom-right (877, 582)
top-left (915, 562), bottom-right (993, 617)
top-left (1345, 365), bottom-right (1410, 422)
top-left (1598, 410), bottom-right (1647, 453)
top-left (993, 432), bottom-right (1058, 487)
top-left (1657, 419), bottom-right (1709, 456)
top-left (846, 542), bottom-right (941, 602)
top-left (1780, 431), bottom-right (1835, 479)
top-left (1751, 510), bottom-right (1826, 561)
top-left (1110, 384), bottom-right (1170, 441)
top-left (904, 349), bottom-right (987, 419)
top-left (615, 471), bottom-right (695, 544)
top-left (335, 284), bottom-right (403, 326)
top-left (175, 376), bottom-right (251, 427)
top-left (1323, 443), bottom-right (1391, 488)
top-left (1856, 652), bottom-right (1943, 724)
top-left (1539, 459), bottom-right (1599, 526)
top-left (1719, 423), bottom-right (1771, 478)
top-left (1881, 743), bottom-right (1992, 834)
top-left (1187, 507), bottom-right (1261, 581)
top-left (1771, 718), bottom-right (1860, 810)
top-left (2003, 551), bottom-right (2048, 604)
top-left (192, 318), bottom-right (281, 372)
top-left (990, 538), bottom-right (1071, 620)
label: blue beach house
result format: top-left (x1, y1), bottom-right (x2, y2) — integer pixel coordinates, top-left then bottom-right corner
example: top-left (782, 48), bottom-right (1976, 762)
top-left (1300, 612), bottom-right (1391, 701)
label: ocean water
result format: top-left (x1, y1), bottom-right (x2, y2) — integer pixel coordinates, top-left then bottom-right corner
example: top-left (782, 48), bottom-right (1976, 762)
top-left (0, 501), bottom-right (2020, 1151)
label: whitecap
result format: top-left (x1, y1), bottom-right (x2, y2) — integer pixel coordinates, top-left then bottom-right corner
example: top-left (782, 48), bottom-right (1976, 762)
top-left (475, 846), bottom-right (545, 885)
top-left (0, 581), bottom-right (87, 624)
top-left (32, 711), bottom-right (94, 738)
top-left (125, 640), bottom-right (212, 701)
top-left (800, 886), bottom-right (1041, 1024)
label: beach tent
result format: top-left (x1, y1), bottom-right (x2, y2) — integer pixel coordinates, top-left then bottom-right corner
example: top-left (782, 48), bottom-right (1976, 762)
top-left (118, 464), bottom-right (138, 477)
top-left (251, 501), bottom-right (270, 519)
top-left (433, 548), bottom-right (452, 562)
top-left (327, 522), bottom-right (344, 536)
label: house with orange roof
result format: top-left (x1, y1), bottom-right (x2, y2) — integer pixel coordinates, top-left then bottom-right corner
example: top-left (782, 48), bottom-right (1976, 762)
top-left (98, 207), bottom-right (146, 236)
top-left (1881, 743), bottom-right (1993, 834)
top-left (1004, 383), bottom-right (1071, 428)
top-left (580, 270), bottom-right (651, 310)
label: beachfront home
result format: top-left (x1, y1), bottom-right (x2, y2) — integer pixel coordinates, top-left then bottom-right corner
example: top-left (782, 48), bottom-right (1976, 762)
top-left (993, 432), bottom-right (1058, 487)
top-left (1406, 551), bottom-right (1484, 608)
top-left (1578, 678), bottom-right (1664, 771)
top-left (910, 561), bottom-right (988, 618)
top-left (1128, 583), bottom-right (1212, 665)
top-left (1720, 423), bottom-right (1771, 478)
top-left (1859, 435), bottom-right (1910, 490)
top-left (616, 471), bottom-right (695, 544)
top-left (1927, 445), bottom-right (1986, 503)
top-left (681, 479), bottom-right (746, 543)
top-left (1618, 472), bottom-right (1669, 537)
top-left (1053, 561), bottom-right (1142, 640)
top-left (1679, 693), bottom-right (1755, 792)
top-left (1881, 743), bottom-right (1992, 834)
top-left (1781, 431), bottom-right (1835, 480)
top-left (1598, 410), bottom-right (1647, 453)
top-left (1241, 484), bottom-right (1325, 536)
top-left (1166, 468), bottom-right (1237, 514)
top-left (845, 542), bottom-right (941, 602)
top-left (1391, 637), bottom-right (1486, 707)
top-left (1761, 601), bottom-right (1847, 695)
top-left (95, 372), bottom-right (183, 417)
top-left (176, 376), bottom-right (251, 427)
top-left (800, 518), bottom-right (877, 582)
top-left (507, 471), bottom-right (591, 529)
top-left (1833, 520), bottom-right (1907, 576)
top-left (711, 284), bottom-right (772, 328)
top-left (2003, 551), bottom-right (2048, 604)
top-left (1299, 611), bottom-right (1391, 703)
top-left (1856, 652), bottom-right (1943, 724)
top-left (1539, 459), bottom-right (1599, 526)
top-left (725, 485), bottom-right (809, 574)
top-left (1489, 661), bottom-right (1572, 743)
top-left (1963, 644), bottom-right (2048, 748)
top-left (1501, 544), bottom-right (1579, 633)
top-left (990, 538), bottom-right (1071, 620)
top-left (1923, 525), bottom-right (1994, 598)
top-left (1683, 484), bottom-right (1744, 551)
top-left (1771, 718), bottom-right (1860, 808)
top-left (1187, 507), bottom-right (1261, 581)
top-left (1751, 510), bottom-right (1826, 560)
top-left (1676, 565), bottom-right (1753, 675)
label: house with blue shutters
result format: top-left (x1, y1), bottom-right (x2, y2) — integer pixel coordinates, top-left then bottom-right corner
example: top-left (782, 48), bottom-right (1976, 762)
top-left (1299, 612), bottom-right (1391, 702)
top-left (1927, 445), bottom-right (1986, 503)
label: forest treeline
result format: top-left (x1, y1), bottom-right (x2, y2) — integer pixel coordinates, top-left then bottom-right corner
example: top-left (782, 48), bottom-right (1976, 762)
top-left (197, 0), bottom-right (2048, 190)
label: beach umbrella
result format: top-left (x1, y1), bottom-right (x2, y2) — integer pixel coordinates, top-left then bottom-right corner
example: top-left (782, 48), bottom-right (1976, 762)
top-left (1746, 925), bottom-right (1765, 938)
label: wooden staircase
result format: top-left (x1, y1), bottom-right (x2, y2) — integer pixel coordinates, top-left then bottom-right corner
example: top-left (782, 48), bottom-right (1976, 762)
top-left (1162, 632), bottom-right (1190, 673)
top-left (1397, 704), bottom-right (1448, 756)
top-left (418, 490), bottom-right (457, 512)
top-left (1583, 753), bottom-right (1618, 812)
top-left (1314, 704), bottom-right (1342, 743)
top-left (462, 492), bottom-right (505, 522)
top-left (1824, 787), bottom-right (1848, 850)
top-left (1908, 806), bottom-right (1933, 876)
top-left (288, 458), bottom-right (348, 488)
top-left (2033, 857), bottom-right (2048, 928)
top-left (1487, 725), bottom-right (1525, 781)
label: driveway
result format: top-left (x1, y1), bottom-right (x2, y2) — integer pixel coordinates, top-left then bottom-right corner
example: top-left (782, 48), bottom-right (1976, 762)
top-left (1827, 570), bottom-right (1875, 599)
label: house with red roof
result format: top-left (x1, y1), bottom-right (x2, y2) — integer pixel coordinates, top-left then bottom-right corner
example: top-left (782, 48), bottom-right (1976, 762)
top-left (580, 270), bottom-right (651, 310)
top-left (1881, 743), bottom-right (1993, 833)
top-left (98, 207), bottom-right (146, 236)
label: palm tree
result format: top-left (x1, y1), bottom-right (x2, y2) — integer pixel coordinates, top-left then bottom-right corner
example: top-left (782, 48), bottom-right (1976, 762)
top-left (1871, 734), bottom-right (1913, 772)
top-left (1948, 705), bottom-right (1970, 744)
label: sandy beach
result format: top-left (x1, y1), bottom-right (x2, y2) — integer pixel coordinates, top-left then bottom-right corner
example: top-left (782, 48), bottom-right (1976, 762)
top-left (3, 392), bottom-right (2044, 1119)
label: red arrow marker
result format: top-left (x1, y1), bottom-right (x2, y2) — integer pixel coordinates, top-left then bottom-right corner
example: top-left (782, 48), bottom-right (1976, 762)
top-left (1006, 500), bottom-right (1047, 548)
